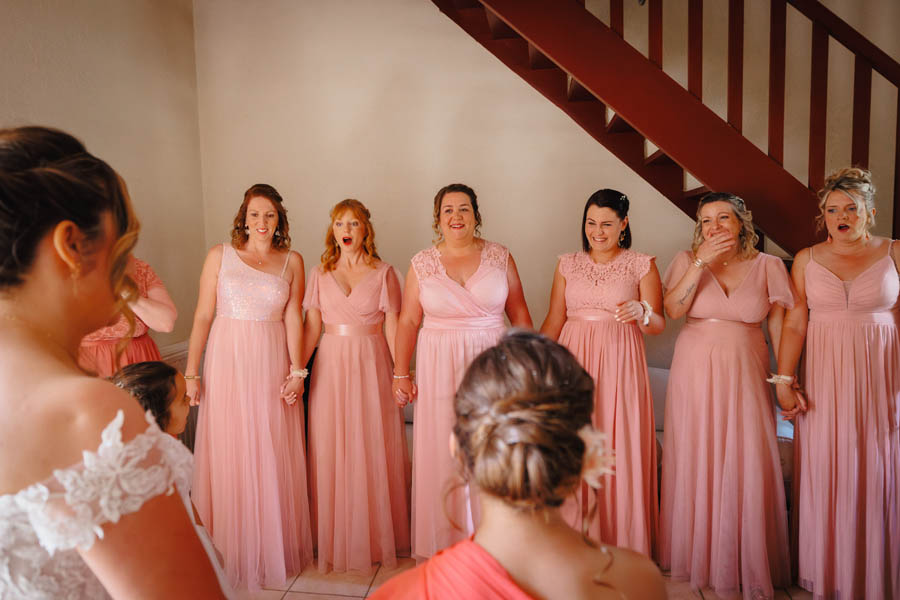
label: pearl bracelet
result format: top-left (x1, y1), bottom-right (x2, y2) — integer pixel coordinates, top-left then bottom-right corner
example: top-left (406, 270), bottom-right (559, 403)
top-left (392, 374), bottom-right (410, 379)
top-left (289, 368), bottom-right (309, 380)
top-left (639, 300), bottom-right (652, 326)
top-left (765, 373), bottom-right (794, 385)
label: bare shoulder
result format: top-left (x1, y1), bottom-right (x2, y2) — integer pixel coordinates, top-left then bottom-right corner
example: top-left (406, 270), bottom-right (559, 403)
top-left (595, 545), bottom-right (666, 599)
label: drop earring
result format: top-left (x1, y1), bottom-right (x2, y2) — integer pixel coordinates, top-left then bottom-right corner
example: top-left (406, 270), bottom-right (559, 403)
top-left (618, 231), bottom-right (626, 246)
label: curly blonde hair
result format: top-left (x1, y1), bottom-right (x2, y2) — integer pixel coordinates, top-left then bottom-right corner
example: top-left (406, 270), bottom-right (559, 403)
top-left (320, 199), bottom-right (380, 272)
top-left (230, 183), bottom-right (291, 250)
top-left (816, 167), bottom-right (876, 233)
top-left (691, 192), bottom-right (759, 259)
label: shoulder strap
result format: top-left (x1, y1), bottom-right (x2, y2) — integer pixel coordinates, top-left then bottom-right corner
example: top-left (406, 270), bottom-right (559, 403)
top-left (280, 251), bottom-right (291, 278)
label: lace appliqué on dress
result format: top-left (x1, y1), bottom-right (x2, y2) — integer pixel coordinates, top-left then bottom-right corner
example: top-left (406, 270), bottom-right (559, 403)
top-left (480, 241), bottom-right (509, 271)
top-left (0, 410), bottom-right (193, 599)
top-left (559, 251), bottom-right (651, 287)
top-left (411, 248), bottom-right (443, 282)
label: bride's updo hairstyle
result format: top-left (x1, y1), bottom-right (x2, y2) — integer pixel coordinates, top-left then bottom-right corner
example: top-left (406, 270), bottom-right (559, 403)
top-left (0, 126), bottom-right (139, 297)
top-left (453, 330), bottom-right (594, 509)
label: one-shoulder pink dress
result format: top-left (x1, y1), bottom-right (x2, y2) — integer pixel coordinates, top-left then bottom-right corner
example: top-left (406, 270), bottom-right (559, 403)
top-left (303, 262), bottom-right (411, 573)
top-left (660, 251), bottom-right (792, 599)
top-left (794, 245), bottom-right (900, 600)
top-left (410, 241), bottom-right (509, 560)
top-left (557, 250), bottom-right (658, 557)
top-left (192, 244), bottom-right (313, 590)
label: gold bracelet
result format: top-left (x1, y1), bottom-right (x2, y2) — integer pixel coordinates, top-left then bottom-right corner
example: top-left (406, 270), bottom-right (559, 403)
top-left (692, 255), bottom-right (706, 269)
top-left (184, 374), bottom-right (201, 380)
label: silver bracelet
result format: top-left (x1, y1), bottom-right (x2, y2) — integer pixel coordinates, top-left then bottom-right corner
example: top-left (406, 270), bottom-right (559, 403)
top-left (392, 374), bottom-right (410, 380)
top-left (639, 300), bottom-right (652, 326)
top-left (692, 255), bottom-right (706, 269)
top-left (765, 373), bottom-right (794, 385)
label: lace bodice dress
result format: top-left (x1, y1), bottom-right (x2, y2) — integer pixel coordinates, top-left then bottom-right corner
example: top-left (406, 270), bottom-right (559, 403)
top-left (0, 411), bottom-right (194, 599)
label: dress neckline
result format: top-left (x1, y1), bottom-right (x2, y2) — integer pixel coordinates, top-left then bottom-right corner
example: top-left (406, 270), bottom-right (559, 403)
top-left (706, 252), bottom-right (762, 299)
top-left (433, 241), bottom-right (486, 289)
top-left (230, 244), bottom-right (290, 282)
top-left (328, 263), bottom-right (381, 298)
top-left (809, 250), bottom-right (892, 286)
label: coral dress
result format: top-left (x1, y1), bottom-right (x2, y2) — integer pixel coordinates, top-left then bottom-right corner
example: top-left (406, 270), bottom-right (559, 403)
top-left (192, 244), bottom-right (313, 590)
top-left (557, 250), bottom-right (658, 557)
top-left (411, 241), bottom-right (509, 560)
top-left (660, 251), bottom-right (792, 599)
top-left (79, 256), bottom-right (164, 377)
top-left (304, 262), bottom-right (411, 573)
top-left (794, 245), bottom-right (900, 599)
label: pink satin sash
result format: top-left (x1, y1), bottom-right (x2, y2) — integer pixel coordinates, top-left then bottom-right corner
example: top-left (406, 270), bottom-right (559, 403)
top-left (686, 317), bottom-right (760, 328)
top-left (323, 322), bottom-right (383, 336)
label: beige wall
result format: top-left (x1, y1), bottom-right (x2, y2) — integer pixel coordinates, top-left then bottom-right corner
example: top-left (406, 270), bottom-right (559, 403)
top-left (0, 0), bottom-right (205, 347)
top-left (192, 0), bottom-right (693, 368)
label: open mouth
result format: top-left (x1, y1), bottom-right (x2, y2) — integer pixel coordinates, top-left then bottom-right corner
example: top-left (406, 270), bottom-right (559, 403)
top-left (256, 228), bottom-right (268, 234)
top-left (837, 224), bottom-right (850, 232)
top-left (342, 237), bottom-right (353, 245)
top-left (450, 224), bottom-right (464, 230)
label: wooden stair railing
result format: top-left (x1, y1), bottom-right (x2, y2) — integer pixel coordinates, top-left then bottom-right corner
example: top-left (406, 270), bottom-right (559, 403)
top-left (431, 0), bottom-right (900, 253)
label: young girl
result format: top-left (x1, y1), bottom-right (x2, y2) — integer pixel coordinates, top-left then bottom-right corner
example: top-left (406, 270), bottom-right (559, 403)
top-left (112, 361), bottom-right (234, 598)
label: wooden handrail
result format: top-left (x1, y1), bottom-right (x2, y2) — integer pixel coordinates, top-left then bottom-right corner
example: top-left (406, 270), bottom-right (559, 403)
top-left (787, 0), bottom-right (900, 86)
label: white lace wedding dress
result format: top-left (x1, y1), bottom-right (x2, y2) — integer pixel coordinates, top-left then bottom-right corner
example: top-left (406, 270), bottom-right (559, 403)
top-left (0, 410), bottom-right (229, 599)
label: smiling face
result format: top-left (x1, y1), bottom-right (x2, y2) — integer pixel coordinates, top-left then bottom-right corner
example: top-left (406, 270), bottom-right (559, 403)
top-left (699, 200), bottom-right (742, 241)
top-left (584, 205), bottom-right (626, 254)
top-left (245, 196), bottom-right (278, 244)
top-left (439, 191), bottom-right (477, 242)
top-left (332, 209), bottom-right (365, 254)
top-left (824, 190), bottom-right (869, 241)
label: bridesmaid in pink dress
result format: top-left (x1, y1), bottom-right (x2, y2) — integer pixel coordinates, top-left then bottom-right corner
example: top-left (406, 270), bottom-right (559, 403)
top-left (301, 199), bottom-right (410, 573)
top-left (775, 168), bottom-right (899, 599)
top-left (78, 255), bottom-right (177, 377)
top-left (660, 193), bottom-right (792, 599)
top-left (393, 183), bottom-right (532, 560)
top-left (186, 184), bottom-right (312, 590)
top-left (540, 189), bottom-right (663, 556)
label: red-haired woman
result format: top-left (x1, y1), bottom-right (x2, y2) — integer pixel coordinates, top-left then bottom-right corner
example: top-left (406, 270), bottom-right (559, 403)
top-left (301, 199), bottom-right (410, 573)
top-left (186, 184), bottom-right (312, 590)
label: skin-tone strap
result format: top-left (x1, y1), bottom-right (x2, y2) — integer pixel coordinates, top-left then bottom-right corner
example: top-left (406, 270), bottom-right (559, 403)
top-left (280, 250), bottom-right (291, 278)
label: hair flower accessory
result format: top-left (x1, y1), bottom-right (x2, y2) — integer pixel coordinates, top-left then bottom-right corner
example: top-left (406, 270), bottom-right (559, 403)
top-left (578, 425), bottom-right (615, 489)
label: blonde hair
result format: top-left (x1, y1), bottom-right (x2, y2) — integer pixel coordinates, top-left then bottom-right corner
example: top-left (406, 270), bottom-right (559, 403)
top-left (817, 167), bottom-right (876, 232)
top-left (691, 192), bottom-right (759, 259)
top-left (320, 199), bottom-right (380, 272)
top-left (452, 331), bottom-right (594, 510)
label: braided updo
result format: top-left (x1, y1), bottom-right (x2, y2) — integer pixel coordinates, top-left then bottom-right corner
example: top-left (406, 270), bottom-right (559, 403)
top-left (453, 330), bottom-right (594, 510)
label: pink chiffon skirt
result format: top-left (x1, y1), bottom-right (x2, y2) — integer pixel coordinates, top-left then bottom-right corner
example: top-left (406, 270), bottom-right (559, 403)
top-left (558, 317), bottom-right (658, 557)
top-left (192, 317), bottom-right (313, 590)
top-left (78, 333), bottom-right (162, 378)
top-left (660, 320), bottom-right (789, 599)
top-left (411, 325), bottom-right (504, 560)
top-left (307, 330), bottom-right (410, 573)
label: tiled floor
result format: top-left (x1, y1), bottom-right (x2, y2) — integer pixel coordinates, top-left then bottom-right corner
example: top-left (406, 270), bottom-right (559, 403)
top-left (233, 563), bottom-right (814, 599)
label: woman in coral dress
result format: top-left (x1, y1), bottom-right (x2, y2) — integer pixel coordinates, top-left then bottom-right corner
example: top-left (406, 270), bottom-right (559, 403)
top-left (540, 189), bottom-right (663, 556)
top-left (660, 193), bottom-right (792, 599)
top-left (775, 168), bottom-right (899, 599)
top-left (187, 184), bottom-right (312, 590)
top-left (393, 183), bottom-right (532, 560)
top-left (78, 255), bottom-right (176, 377)
top-left (302, 199), bottom-right (410, 573)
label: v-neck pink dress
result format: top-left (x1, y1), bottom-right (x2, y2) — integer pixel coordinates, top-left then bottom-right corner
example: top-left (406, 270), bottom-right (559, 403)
top-left (793, 245), bottom-right (900, 600)
top-left (659, 251), bottom-right (793, 599)
top-left (192, 244), bottom-right (313, 590)
top-left (303, 262), bottom-right (411, 573)
top-left (410, 241), bottom-right (509, 560)
top-left (557, 250), bottom-right (658, 557)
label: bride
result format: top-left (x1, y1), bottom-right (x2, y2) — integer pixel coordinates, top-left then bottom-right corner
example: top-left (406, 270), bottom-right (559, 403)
top-left (0, 126), bottom-right (224, 598)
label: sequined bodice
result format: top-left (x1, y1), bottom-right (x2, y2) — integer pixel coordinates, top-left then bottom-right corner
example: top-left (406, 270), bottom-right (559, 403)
top-left (559, 250), bottom-right (652, 315)
top-left (216, 245), bottom-right (290, 321)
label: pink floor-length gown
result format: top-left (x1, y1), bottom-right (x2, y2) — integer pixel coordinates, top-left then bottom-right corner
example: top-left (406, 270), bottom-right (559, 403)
top-left (557, 250), bottom-right (658, 557)
top-left (793, 245), bottom-right (900, 600)
top-left (78, 256), bottom-right (163, 377)
top-left (304, 261), bottom-right (411, 573)
top-left (411, 240), bottom-right (509, 560)
top-left (659, 251), bottom-right (792, 599)
top-left (192, 244), bottom-right (313, 590)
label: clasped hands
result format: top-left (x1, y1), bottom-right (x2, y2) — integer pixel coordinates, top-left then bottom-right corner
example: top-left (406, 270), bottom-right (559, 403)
top-left (392, 375), bottom-right (417, 408)
top-left (775, 381), bottom-right (808, 421)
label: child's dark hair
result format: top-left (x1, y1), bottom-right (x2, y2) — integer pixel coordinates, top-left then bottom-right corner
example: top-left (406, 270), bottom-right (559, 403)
top-left (111, 361), bottom-right (178, 431)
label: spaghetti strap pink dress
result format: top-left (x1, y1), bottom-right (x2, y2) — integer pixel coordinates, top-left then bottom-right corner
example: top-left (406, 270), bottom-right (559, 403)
top-left (659, 251), bottom-right (792, 599)
top-left (192, 244), bottom-right (313, 590)
top-left (556, 250), bottom-right (658, 557)
top-left (794, 245), bottom-right (900, 600)
top-left (304, 262), bottom-right (411, 573)
top-left (410, 241), bottom-right (509, 560)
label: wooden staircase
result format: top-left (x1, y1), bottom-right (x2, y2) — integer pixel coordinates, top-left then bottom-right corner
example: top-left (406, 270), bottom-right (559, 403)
top-left (430, 0), bottom-right (900, 255)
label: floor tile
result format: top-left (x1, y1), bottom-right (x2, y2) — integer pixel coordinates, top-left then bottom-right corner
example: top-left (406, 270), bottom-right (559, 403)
top-left (232, 588), bottom-right (286, 600)
top-left (366, 558), bottom-right (417, 596)
top-left (264, 572), bottom-right (300, 591)
top-left (289, 565), bottom-right (377, 596)
top-left (787, 586), bottom-right (813, 599)
top-left (662, 577), bottom-right (704, 599)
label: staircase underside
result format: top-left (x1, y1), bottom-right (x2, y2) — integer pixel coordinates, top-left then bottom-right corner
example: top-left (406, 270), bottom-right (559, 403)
top-left (433, 0), bottom-right (820, 255)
